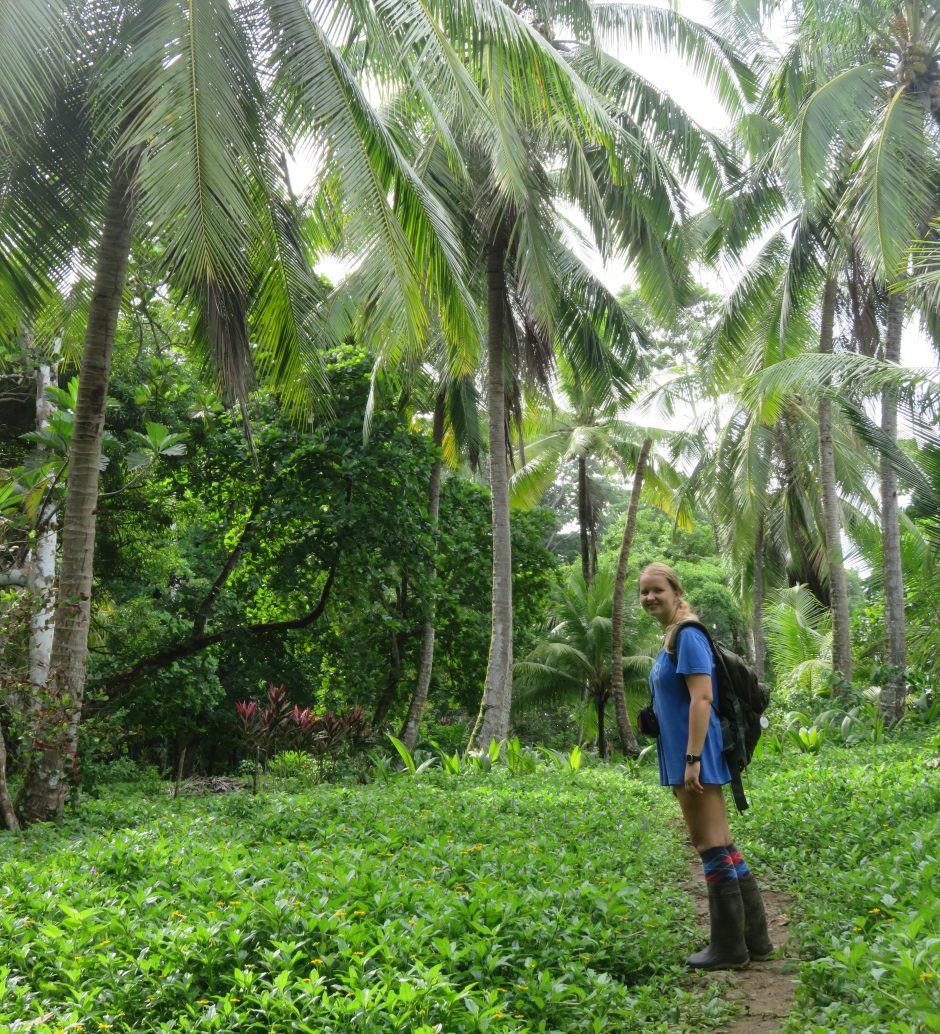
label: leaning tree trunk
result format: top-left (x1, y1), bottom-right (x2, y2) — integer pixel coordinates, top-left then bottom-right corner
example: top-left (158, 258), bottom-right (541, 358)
top-left (16, 153), bottom-right (139, 824)
top-left (469, 234), bottom-right (513, 751)
top-left (610, 437), bottom-right (651, 757)
top-left (818, 277), bottom-right (852, 691)
top-left (400, 391), bottom-right (446, 751)
top-left (880, 290), bottom-right (907, 724)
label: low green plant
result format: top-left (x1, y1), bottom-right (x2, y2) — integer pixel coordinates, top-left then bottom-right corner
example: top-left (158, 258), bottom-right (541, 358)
top-left (735, 737), bottom-right (940, 1033)
top-left (504, 736), bottom-right (538, 775)
top-left (267, 750), bottom-right (317, 783)
top-left (386, 734), bottom-right (438, 776)
top-left (429, 740), bottom-right (462, 775)
top-left (0, 769), bottom-right (738, 1033)
top-left (537, 744), bottom-right (584, 772)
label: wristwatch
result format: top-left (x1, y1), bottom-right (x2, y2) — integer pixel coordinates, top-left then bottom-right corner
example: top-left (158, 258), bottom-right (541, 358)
top-left (685, 753), bottom-right (701, 765)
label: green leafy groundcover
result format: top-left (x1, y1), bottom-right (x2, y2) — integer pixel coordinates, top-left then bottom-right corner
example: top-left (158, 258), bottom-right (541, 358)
top-left (736, 737), bottom-right (940, 1034)
top-left (2, 741), bottom-right (938, 1033)
top-left (0, 771), bottom-right (734, 1033)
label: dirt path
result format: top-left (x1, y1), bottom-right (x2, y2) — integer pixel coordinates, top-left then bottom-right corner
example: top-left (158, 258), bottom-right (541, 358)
top-left (683, 858), bottom-right (799, 1033)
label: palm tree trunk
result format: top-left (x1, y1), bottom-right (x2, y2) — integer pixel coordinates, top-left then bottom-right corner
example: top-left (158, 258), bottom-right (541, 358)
top-left (752, 518), bottom-right (766, 679)
top-left (578, 455), bottom-right (592, 584)
top-left (400, 391), bottom-right (446, 751)
top-left (610, 437), bottom-right (651, 757)
top-left (880, 290), bottom-right (906, 724)
top-left (28, 355), bottom-right (59, 696)
top-left (469, 233), bottom-right (513, 750)
top-left (16, 152), bottom-right (139, 824)
top-left (596, 689), bottom-right (607, 761)
top-left (818, 277), bottom-right (852, 691)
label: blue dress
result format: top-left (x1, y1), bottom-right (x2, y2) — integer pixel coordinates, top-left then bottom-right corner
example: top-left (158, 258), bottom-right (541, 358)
top-left (649, 626), bottom-right (731, 787)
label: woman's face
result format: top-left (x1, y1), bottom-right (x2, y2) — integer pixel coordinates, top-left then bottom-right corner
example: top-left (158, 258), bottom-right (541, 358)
top-left (638, 571), bottom-right (681, 625)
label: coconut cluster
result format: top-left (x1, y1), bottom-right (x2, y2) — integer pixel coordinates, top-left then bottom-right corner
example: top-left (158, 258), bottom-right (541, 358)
top-left (893, 42), bottom-right (940, 115)
top-left (894, 42), bottom-right (935, 83)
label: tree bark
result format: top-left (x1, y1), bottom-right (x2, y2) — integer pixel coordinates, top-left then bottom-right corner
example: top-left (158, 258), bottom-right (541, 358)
top-left (595, 688), bottom-right (607, 761)
top-left (16, 153), bottom-right (140, 824)
top-left (469, 233), bottom-right (513, 751)
top-left (400, 391), bottom-right (446, 751)
top-left (880, 290), bottom-right (907, 724)
top-left (27, 356), bottom-right (59, 697)
top-left (610, 437), bottom-right (651, 757)
top-left (578, 455), bottom-right (592, 584)
top-left (817, 277), bottom-right (852, 691)
top-left (0, 722), bottom-right (21, 831)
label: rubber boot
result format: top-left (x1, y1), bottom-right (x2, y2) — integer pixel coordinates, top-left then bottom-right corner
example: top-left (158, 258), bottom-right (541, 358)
top-left (738, 871), bottom-right (774, 960)
top-left (687, 881), bottom-right (750, 970)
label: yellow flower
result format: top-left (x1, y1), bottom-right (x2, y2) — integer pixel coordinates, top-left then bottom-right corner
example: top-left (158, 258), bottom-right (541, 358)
top-left (920, 972), bottom-right (934, 981)
top-left (494, 1012), bottom-right (504, 1019)
top-left (313, 958), bottom-right (324, 965)
top-left (196, 999), bottom-right (210, 1004)
top-left (869, 907), bottom-right (881, 914)
top-left (354, 950), bottom-right (364, 956)
top-left (334, 909), bottom-right (347, 916)
top-left (354, 909), bottom-right (366, 916)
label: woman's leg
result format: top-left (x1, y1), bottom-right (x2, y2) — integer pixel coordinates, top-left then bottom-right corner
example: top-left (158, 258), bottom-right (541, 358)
top-left (672, 784), bottom-right (732, 851)
top-left (726, 842), bottom-right (774, 959)
top-left (673, 785), bottom-right (748, 969)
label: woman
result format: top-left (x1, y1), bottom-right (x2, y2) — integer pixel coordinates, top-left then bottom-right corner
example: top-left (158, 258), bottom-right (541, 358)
top-left (639, 562), bottom-right (773, 970)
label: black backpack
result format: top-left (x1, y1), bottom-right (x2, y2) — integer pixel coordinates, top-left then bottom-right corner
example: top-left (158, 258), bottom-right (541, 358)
top-left (667, 621), bottom-right (771, 812)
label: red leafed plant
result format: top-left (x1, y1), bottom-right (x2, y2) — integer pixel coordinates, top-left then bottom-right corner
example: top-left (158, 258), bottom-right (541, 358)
top-left (234, 685), bottom-right (371, 786)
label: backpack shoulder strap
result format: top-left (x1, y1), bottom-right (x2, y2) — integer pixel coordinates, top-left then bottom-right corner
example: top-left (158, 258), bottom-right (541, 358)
top-left (665, 620), bottom-right (715, 659)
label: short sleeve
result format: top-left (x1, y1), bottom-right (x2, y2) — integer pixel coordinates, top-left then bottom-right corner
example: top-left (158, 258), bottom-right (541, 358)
top-left (675, 627), bottom-right (713, 676)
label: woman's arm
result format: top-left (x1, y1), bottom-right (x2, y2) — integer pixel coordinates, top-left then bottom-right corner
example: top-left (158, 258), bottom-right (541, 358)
top-left (684, 673), bottom-right (714, 794)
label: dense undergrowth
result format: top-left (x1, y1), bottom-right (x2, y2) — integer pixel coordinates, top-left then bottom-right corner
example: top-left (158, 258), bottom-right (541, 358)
top-left (0, 770), bottom-right (732, 1034)
top-left (0, 733), bottom-right (937, 1033)
top-left (737, 733), bottom-right (940, 1034)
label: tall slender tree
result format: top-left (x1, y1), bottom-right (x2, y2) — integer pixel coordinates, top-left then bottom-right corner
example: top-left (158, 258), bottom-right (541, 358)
top-left (2, 0), bottom-right (481, 821)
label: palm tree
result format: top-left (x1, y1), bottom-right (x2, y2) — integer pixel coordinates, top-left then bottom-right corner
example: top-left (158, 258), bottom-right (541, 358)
top-left (514, 566), bottom-right (648, 759)
top-left (509, 353), bottom-right (649, 586)
top-left (762, 584), bottom-right (833, 696)
top-left (449, 0), bottom-right (747, 750)
top-left (741, 0), bottom-right (940, 719)
top-left (1, 0), bottom-right (482, 822)
top-left (509, 361), bottom-right (677, 754)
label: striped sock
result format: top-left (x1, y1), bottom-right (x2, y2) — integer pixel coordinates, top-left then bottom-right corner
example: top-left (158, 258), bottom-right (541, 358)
top-left (699, 845), bottom-right (737, 884)
top-left (726, 843), bottom-right (751, 879)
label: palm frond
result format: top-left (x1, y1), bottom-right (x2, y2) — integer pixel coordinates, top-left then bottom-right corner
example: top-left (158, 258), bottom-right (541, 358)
top-left (847, 88), bottom-right (939, 280)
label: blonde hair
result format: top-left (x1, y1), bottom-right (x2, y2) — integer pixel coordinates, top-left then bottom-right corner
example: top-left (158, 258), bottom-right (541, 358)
top-left (640, 562), bottom-right (698, 649)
